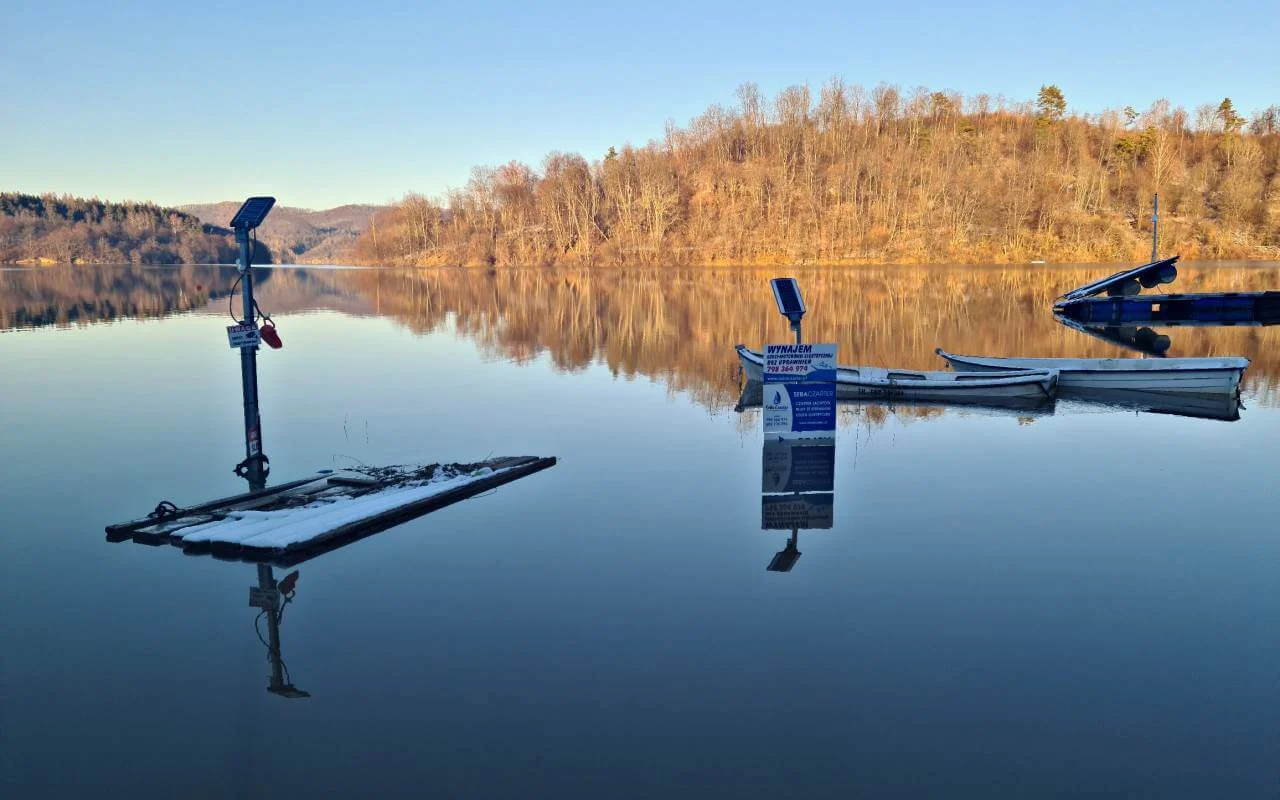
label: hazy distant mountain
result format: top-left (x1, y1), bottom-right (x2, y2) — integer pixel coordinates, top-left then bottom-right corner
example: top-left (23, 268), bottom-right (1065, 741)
top-left (180, 202), bottom-right (380, 264)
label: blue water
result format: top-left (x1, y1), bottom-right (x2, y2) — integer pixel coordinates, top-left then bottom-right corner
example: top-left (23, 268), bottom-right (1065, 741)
top-left (2, 265), bottom-right (1279, 798)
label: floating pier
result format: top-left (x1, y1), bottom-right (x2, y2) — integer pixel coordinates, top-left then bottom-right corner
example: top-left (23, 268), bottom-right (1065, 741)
top-left (106, 456), bottom-right (556, 566)
top-left (1055, 290), bottom-right (1280, 326)
top-left (1057, 256), bottom-right (1180, 304)
top-left (1053, 246), bottom-right (1280, 326)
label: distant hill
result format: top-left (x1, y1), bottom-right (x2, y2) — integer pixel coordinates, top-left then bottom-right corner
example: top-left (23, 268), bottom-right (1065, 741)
top-left (180, 202), bottom-right (380, 264)
top-left (0, 193), bottom-right (268, 265)
top-left (353, 83), bottom-right (1280, 266)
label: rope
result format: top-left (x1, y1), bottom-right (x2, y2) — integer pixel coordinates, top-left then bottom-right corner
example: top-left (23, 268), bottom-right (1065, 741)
top-left (147, 500), bottom-right (180, 520)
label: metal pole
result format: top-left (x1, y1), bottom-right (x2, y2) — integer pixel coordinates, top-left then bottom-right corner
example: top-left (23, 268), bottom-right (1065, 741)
top-left (793, 320), bottom-right (802, 345)
top-left (237, 229), bottom-right (265, 491)
top-left (1151, 193), bottom-right (1159, 263)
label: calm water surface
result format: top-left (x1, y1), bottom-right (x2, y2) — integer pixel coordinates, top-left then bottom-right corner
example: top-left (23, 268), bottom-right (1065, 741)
top-left (2, 263), bottom-right (1280, 798)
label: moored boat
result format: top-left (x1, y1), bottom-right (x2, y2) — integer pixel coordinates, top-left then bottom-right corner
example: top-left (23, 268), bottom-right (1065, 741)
top-left (935, 348), bottom-right (1247, 396)
top-left (735, 379), bottom-right (1058, 416)
top-left (736, 345), bottom-right (1057, 403)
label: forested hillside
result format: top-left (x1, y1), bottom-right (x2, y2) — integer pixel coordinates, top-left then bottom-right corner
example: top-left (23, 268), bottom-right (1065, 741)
top-left (353, 84), bottom-right (1280, 266)
top-left (0, 194), bottom-right (268, 265)
top-left (180, 202), bottom-right (378, 263)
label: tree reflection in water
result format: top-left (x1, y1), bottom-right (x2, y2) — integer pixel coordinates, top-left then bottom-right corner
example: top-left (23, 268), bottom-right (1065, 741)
top-left (7, 263), bottom-right (1280, 413)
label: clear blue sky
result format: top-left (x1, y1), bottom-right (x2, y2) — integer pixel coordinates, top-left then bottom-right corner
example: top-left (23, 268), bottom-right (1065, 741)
top-left (5, 0), bottom-right (1276, 210)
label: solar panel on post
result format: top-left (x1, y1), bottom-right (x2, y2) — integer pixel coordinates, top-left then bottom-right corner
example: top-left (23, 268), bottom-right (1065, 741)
top-left (770, 278), bottom-right (805, 322)
top-left (230, 196), bottom-right (276, 230)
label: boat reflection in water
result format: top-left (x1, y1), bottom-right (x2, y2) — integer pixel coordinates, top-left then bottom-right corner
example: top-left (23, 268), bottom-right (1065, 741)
top-left (760, 437), bottom-right (835, 573)
top-left (1057, 387), bottom-right (1241, 422)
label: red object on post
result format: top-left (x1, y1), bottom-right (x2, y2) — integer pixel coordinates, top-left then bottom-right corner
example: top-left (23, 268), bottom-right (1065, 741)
top-left (260, 323), bottom-right (282, 349)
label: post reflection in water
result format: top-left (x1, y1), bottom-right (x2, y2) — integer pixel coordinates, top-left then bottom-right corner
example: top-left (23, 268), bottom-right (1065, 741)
top-left (760, 437), bottom-right (836, 573)
top-left (250, 565), bottom-right (309, 699)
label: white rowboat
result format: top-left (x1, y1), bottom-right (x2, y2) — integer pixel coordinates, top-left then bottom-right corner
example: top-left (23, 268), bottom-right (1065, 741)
top-left (736, 345), bottom-right (1057, 403)
top-left (935, 348), bottom-right (1247, 396)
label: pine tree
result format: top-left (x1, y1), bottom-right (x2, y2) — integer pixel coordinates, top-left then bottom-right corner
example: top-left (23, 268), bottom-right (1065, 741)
top-left (1217, 98), bottom-right (1245, 133)
top-left (1036, 85), bottom-right (1066, 124)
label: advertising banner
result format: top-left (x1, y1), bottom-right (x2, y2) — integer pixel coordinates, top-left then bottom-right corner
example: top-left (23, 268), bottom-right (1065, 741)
top-left (763, 343), bottom-right (837, 438)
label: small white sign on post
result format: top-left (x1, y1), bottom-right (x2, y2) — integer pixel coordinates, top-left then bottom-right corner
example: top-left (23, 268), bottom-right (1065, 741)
top-left (763, 343), bottom-right (838, 439)
top-left (248, 586), bottom-right (279, 610)
top-left (227, 322), bottom-right (261, 349)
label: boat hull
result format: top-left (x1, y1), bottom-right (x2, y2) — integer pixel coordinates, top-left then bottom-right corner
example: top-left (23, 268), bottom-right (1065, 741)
top-left (736, 345), bottom-right (1056, 403)
top-left (935, 349), bottom-right (1246, 396)
top-left (736, 380), bottom-right (1056, 415)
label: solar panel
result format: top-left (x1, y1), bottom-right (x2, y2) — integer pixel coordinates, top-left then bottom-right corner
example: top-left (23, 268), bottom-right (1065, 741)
top-left (767, 545), bottom-right (800, 572)
top-left (230, 196), bottom-right (276, 230)
top-left (770, 278), bottom-right (806, 321)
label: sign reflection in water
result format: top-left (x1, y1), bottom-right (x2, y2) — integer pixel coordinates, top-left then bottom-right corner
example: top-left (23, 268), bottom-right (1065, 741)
top-left (760, 437), bottom-right (836, 572)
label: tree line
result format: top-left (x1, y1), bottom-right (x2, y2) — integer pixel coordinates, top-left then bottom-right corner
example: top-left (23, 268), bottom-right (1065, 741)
top-left (353, 83), bottom-right (1280, 266)
top-left (0, 193), bottom-right (270, 265)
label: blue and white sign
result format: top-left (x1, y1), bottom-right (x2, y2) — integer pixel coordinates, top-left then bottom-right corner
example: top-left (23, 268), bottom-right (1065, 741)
top-left (763, 343), bottom-right (837, 438)
top-left (762, 343), bottom-right (837, 383)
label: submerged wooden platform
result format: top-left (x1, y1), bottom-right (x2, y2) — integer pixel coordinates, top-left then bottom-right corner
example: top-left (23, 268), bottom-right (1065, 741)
top-left (105, 456), bottom-right (556, 566)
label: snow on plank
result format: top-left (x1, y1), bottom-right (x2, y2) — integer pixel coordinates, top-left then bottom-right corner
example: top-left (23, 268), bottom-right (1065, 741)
top-left (106, 457), bottom-right (556, 564)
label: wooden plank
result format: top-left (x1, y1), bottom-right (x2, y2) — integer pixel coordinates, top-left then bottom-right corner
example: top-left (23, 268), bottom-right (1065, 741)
top-left (200, 456), bottom-right (557, 566)
top-left (105, 474), bottom-right (329, 537)
top-left (325, 475), bottom-right (384, 488)
top-left (108, 458), bottom-right (557, 563)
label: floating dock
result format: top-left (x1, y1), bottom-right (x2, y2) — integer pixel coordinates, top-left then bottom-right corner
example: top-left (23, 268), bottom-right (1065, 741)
top-left (1057, 256), bottom-right (1180, 303)
top-left (1055, 290), bottom-right (1280, 326)
top-left (106, 456), bottom-right (556, 565)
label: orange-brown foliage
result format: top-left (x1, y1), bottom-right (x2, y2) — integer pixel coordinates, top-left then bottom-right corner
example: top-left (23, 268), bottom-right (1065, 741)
top-left (353, 85), bottom-right (1280, 267)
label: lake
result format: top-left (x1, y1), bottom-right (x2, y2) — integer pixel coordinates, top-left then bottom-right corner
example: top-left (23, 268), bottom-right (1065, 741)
top-left (2, 263), bottom-right (1279, 798)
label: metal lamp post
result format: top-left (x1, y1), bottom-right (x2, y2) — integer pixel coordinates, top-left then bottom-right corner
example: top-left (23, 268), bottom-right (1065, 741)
top-left (229, 197), bottom-right (275, 491)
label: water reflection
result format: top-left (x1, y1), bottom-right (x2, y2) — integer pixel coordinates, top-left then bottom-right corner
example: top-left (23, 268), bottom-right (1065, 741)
top-left (760, 438), bottom-right (835, 573)
top-left (1058, 388), bottom-right (1242, 422)
top-left (8, 264), bottom-right (1280, 795)
top-left (7, 263), bottom-right (1280, 413)
top-left (0, 264), bottom-right (367, 329)
top-left (250, 565), bottom-right (310, 699)
top-left (1057, 318), bottom-right (1174, 356)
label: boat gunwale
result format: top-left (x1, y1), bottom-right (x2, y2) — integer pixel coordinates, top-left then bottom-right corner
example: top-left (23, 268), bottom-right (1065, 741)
top-left (935, 348), bottom-right (1250, 373)
top-left (736, 345), bottom-right (1057, 394)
